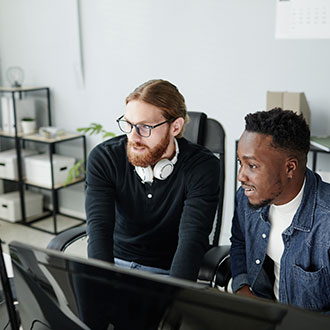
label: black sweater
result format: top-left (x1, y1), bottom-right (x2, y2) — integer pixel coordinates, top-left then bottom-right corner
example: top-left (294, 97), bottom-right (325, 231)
top-left (85, 135), bottom-right (220, 281)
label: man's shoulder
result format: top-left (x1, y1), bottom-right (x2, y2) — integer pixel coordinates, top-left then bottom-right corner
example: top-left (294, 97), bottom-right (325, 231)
top-left (176, 138), bottom-right (220, 183)
top-left (178, 137), bottom-right (219, 164)
top-left (91, 135), bottom-right (126, 155)
top-left (87, 135), bottom-right (127, 168)
top-left (315, 179), bottom-right (330, 213)
top-left (98, 134), bottom-right (126, 148)
top-left (307, 169), bottom-right (330, 210)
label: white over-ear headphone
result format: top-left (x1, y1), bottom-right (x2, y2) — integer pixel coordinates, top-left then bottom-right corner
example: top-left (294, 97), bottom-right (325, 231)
top-left (135, 138), bottom-right (179, 183)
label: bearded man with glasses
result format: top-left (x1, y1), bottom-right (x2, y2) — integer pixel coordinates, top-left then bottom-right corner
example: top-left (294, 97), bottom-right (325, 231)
top-left (85, 79), bottom-right (220, 281)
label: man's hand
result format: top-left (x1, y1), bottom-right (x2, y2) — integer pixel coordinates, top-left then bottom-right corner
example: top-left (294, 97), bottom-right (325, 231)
top-left (236, 285), bottom-right (256, 298)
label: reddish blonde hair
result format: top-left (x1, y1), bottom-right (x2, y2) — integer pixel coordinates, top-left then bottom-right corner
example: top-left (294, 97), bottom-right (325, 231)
top-left (126, 79), bottom-right (189, 138)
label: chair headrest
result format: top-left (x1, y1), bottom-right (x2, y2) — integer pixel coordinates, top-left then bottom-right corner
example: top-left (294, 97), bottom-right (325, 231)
top-left (184, 112), bottom-right (207, 145)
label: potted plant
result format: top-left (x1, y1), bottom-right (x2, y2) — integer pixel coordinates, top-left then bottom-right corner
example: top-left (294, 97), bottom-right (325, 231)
top-left (65, 123), bottom-right (115, 184)
top-left (21, 117), bottom-right (36, 134)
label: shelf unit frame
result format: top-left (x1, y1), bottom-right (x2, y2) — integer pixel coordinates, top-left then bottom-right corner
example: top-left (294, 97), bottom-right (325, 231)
top-left (0, 86), bottom-right (86, 234)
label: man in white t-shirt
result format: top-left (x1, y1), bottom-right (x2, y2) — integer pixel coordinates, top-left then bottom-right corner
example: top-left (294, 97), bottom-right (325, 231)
top-left (230, 108), bottom-right (330, 313)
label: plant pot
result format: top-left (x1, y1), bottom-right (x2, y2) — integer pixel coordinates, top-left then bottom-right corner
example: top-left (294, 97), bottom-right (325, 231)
top-left (21, 120), bottom-right (36, 134)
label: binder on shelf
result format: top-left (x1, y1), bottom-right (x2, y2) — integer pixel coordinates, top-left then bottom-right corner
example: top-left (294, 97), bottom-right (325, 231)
top-left (1, 96), bottom-right (9, 131)
top-left (0, 96), bottom-right (35, 134)
top-left (310, 136), bottom-right (330, 152)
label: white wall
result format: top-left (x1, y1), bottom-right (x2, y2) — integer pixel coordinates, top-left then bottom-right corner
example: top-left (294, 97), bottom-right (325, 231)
top-left (1, 0), bottom-right (330, 243)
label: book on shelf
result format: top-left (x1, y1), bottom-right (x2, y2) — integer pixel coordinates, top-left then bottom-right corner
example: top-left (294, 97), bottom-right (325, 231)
top-left (310, 136), bottom-right (330, 152)
top-left (0, 96), bottom-right (35, 134)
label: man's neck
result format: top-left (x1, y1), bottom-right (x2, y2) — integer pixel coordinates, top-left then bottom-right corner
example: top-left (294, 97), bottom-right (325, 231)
top-left (275, 171), bottom-right (306, 206)
top-left (161, 138), bottom-right (176, 161)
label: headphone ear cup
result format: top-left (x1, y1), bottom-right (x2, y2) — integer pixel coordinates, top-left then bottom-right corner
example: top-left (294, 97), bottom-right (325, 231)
top-left (135, 166), bottom-right (154, 183)
top-left (153, 159), bottom-right (174, 180)
top-left (135, 139), bottom-right (179, 183)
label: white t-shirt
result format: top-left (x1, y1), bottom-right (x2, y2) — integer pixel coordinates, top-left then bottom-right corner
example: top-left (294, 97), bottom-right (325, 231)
top-left (266, 180), bottom-right (305, 300)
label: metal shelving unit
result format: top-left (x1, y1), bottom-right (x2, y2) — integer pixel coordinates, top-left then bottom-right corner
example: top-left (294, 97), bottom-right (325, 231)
top-left (0, 86), bottom-right (86, 234)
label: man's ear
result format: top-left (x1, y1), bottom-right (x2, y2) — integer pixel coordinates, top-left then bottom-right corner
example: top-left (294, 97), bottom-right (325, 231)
top-left (286, 158), bottom-right (298, 179)
top-left (171, 117), bottom-right (184, 137)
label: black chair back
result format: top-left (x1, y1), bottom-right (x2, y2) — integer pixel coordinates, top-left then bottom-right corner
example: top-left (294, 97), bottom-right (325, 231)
top-left (184, 111), bottom-right (225, 247)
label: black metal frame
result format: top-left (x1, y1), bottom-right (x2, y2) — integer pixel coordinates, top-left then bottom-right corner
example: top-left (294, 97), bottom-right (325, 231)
top-left (0, 87), bottom-right (86, 234)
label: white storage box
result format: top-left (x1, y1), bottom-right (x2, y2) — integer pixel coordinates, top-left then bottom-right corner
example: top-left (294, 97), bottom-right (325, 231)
top-left (0, 148), bottom-right (38, 180)
top-left (24, 153), bottom-right (75, 187)
top-left (0, 191), bottom-right (43, 222)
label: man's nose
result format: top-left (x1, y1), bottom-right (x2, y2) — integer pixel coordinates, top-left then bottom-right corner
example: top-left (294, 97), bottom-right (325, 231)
top-left (237, 166), bottom-right (247, 183)
top-left (128, 126), bottom-right (142, 141)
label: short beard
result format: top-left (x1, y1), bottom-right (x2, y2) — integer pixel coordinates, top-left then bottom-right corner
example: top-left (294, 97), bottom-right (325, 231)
top-left (248, 199), bottom-right (273, 210)
top-left (126, 132), bottom-right (170, 167)
top-left (246, 181), bottom-right (282, 210)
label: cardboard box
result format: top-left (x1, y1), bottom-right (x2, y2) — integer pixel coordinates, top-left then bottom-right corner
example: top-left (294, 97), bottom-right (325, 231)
top-left (0, 148), bottom-right (39, 180)
top-left (266, 91), bottom-right (310, 125)
top-left (0, 190), bottom-right (43, 222)
top-left (24, 153), bottom-right (75, 187)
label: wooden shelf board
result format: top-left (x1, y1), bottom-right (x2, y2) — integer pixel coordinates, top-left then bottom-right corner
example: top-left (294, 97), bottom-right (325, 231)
top-left (22, 132), bottom-right (84, 143)
top-left (0, 86), bottom-right (48, 92)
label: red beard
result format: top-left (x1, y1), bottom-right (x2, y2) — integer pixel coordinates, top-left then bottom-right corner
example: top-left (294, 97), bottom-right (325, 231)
top-left (127, 133), bottom-right (170, 167)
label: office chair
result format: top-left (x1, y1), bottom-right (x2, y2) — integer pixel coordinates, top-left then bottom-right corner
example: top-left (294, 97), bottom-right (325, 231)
top-left (47, 111), bottom-right (231, 289)
top-left (184, 112), bottom-right (231, 289)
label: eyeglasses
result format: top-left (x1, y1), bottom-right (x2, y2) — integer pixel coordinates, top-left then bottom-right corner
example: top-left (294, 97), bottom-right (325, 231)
top-left (116, 115), bottom-right (173, 137)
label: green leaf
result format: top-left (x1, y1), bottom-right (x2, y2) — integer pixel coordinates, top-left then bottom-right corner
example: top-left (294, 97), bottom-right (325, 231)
top-left (77, 122), bottom-right (116, 140)
top-left (77, 127), bottom-right (92, 134)
top-left (68, 122), bottom-right (116, 185)
top-left (64, 160), bottom-right (86, 185)
top-left (64, 168), bottom-right (75, 185)
top-left (102, 131), bottom-right (116, 139)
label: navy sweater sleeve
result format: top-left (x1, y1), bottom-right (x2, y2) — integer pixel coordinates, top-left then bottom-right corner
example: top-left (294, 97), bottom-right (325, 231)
top-left (169, 151), bottom-right (220, 280)
top-left (85, 144), bottom-right (116, 263)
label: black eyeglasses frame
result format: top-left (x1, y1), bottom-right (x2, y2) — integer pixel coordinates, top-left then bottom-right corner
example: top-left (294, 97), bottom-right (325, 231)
top-left (116, 115), bottom-right (173, 137)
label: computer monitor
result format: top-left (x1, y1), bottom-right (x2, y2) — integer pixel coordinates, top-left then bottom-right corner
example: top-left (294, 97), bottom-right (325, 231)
top-left (7, 241), bottom-right (330, 330)
top-left (0, 240), bottom-right (19, 330)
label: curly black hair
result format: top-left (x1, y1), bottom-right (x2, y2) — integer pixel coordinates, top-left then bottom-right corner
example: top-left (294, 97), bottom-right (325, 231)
top-left (245, 108), bottom-right (310, 160)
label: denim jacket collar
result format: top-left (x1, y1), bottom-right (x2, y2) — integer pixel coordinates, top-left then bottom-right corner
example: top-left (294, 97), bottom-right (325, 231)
top-left (291, 168), bottom-right (316, 233)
